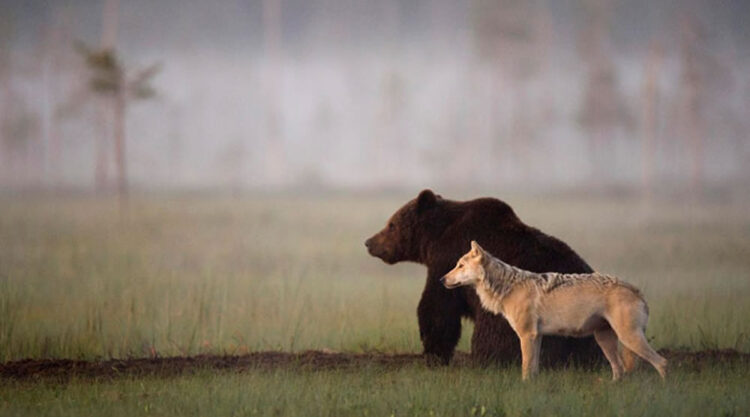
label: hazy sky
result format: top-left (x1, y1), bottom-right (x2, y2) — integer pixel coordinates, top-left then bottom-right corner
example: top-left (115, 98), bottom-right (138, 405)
top-left (1, 0), bottom-right (748, 190)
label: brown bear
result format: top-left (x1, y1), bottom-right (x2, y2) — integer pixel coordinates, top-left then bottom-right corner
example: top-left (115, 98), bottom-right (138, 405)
top-left (365, 189), bottom-right (602, 366)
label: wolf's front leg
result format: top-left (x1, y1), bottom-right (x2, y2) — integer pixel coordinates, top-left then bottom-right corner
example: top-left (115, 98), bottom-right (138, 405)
top-left (519, 333), bottom-right (540, 380)
top-left (531, 335), bottom-right (542, 375)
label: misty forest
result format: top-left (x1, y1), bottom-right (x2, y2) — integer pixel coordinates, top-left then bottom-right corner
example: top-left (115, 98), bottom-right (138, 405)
top-left (1, 0), bottom-right (748, 193)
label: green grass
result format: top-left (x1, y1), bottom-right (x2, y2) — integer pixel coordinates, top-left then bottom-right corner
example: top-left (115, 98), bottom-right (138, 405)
top-left (2, 363), bottom-right (749, 417)
top-left (1, 193), bottom-right (749, 361)
top-left (2, 192), bottom-right (750, 416)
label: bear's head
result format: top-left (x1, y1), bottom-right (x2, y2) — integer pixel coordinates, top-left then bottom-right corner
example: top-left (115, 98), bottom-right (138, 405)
top-left (365, 189), bottom-right (443, 264)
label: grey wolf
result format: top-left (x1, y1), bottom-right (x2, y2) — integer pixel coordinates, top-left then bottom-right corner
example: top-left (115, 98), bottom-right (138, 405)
top-left (442, 241), bottom-right (667, 380)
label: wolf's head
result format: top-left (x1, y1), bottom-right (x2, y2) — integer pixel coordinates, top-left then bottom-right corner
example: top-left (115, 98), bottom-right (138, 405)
top-left (441, 241), bottom-right (487, 289)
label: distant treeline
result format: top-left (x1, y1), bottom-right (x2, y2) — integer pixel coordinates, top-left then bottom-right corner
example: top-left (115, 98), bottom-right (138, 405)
top-left (0, 0), bottom-right (748, 193)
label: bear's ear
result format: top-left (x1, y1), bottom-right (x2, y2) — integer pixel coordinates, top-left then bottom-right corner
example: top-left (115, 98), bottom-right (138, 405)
top-left (416, 189), bottom-right (437, 213)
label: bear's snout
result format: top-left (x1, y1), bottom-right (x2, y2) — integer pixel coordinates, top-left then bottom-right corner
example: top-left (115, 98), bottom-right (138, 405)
top-left (365, 237), bottom-right (379, 256)
top-left (365, 236), bottom-right (382, 257)
top-left (365, 234), bottom-right (399, 264)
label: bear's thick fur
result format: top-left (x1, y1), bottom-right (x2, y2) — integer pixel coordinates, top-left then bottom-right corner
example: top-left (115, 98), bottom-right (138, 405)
top-left (365, 189), bottom-right (602, 366)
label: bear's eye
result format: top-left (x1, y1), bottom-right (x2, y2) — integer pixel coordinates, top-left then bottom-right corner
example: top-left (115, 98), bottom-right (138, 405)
top-left (388, 223), bottom-right (394, 230)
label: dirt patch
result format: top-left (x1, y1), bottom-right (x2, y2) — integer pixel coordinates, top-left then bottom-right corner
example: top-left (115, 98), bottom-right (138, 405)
top-left (0, 351), bottom-right (438, 381)
top-left (659, 349), bottom-right (750, 370)
top-left (1, 350), bottom-right (747, 381)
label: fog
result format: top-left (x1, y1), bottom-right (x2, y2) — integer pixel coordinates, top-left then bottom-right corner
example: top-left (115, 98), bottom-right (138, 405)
top-left (1, 0), bottom-right (748, 193)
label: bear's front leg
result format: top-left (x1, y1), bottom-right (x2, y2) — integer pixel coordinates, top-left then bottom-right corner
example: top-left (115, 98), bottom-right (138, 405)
top-left (417, 275), bottom-right (463, 365)
top-left (470, 309), bottom-right (520, 366)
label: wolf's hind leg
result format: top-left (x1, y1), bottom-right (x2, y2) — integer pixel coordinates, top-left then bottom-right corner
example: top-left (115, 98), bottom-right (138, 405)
top-left (621, 345), bottom-right (639, 373)
top-left (609, 300), bottom-right (667, 379)
top-left (594, 328), bottom-right (623, 381)
top-left (612, 326), bottom-right (667, 379)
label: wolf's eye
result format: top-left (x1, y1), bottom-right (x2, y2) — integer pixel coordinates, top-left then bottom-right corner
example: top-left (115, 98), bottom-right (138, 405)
top-left (388, 223), bottom-right (394, 230)
top-left (458, 264), bottom-right (463, 269)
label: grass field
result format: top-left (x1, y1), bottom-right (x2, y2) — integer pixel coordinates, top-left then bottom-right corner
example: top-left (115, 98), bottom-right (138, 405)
top-left (1, 192), bottom-right (749, 415)
top-left (3, 362), bottom-right (749, 417)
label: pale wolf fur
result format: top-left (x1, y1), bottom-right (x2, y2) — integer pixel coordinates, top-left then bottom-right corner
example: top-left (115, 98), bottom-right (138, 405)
top-left (442, 241), bottom-right (667, 381)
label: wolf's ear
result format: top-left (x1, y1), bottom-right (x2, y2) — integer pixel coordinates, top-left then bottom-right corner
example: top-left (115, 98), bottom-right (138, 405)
top-left (416, 189), bottom-right (437, 213)
top-left (470, 241), bottom-right (484, 257)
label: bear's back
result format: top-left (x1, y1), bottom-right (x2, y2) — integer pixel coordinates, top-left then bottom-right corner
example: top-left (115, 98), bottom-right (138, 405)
top-left (437, 197), bottom-right (593, 275)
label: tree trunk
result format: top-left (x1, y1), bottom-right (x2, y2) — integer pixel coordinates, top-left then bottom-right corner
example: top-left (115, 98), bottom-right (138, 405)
top-left (99, 0), bottom-right (119, 194)
top-left (114, 90), bottom-right (127, 199)
top-left (262, 0), bottom-right (285, 184)
top-left (641, 41), bottom-right (662, 202)
top-left (95, 98), bottom-right (110, 190)
top-left (680, 16), bottom-right (704, 200)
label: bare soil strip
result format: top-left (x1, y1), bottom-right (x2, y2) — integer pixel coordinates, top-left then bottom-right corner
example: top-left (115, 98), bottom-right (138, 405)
top-left (1, 350), bottom-right (747, 381)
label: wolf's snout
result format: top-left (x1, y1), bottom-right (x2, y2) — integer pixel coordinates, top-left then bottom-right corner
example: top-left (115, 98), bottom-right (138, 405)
top-left (442, 275), bottom-right (460, 289)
